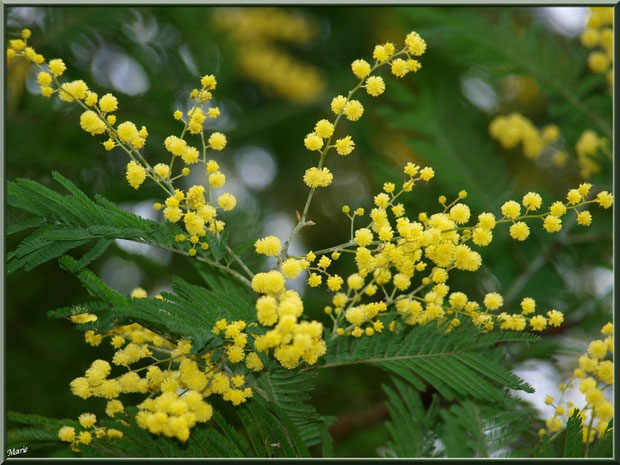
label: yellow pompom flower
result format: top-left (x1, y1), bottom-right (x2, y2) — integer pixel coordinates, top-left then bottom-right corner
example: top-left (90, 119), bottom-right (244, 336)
top-left (164, 206), bottom-right (183, 223)
top-left (183, 212), bottom-right (205, 236)
top-left (308, 273), bottom-right (322, 287)
top-left (566, 189), bottom-right (582, 205)
top-left (365, 76), bottom-right (385, 97)
top-left (79, 110), bottom-right (107, 135)
top-left (578, 183), bottom-right (592, 197)
top-left (182, 147), bottom-right (200, 165)
top-left (549, 201), bottom-right (567, 217)
top-left (303, 167), bottom-right (333, 188)
top-left (420, 167), bottom-right (434, 181)
top-left (546, 310), bottom-right (564, 327)
top-left (510, 222), bottom-right (530, 241)
top-left (581, 27), bottom-right (600, 47)
top-left (201, 74), bottom-right (217, 90)
top-left (588, 51), bottom-right (609, 73)
top-left (343, 100), bottom-right (364, 121)
top-left (79, 412), bottom-right (97, 428)
top-left (314, 119), bottom-right (334, 139)
top-left (335, 136), bottom-right (355, 156)
top-left (601, 323), bottom-right (613, 335)
top-left (520, 297), bottom-right (536, 315)
top-left (40, 86), bottom-right (53, 98)
top-left (208, 132), bottom-right (227, 150)
top-left (501, 200), bottom-right (521, 219)
top-left (304, 133), bottom-right (324, 151)
top-left (405, 31), bottom-right (427, 56)
top-left (37, 71), bottom-right (52, 87)
top-left (483, 292), bottom-right (503, 311)
top-left (407, 59), bottom-right (422, 73)
top-left (543, 215), bottom-right (562, 233)
top-left (449, 203), bottom-right (470, 224)
top-left (226, 346), bottom-right (245, 363)
top-left (251, 271), bottom-right (286, 294)
top-left (218, 193), bottom-right (237, 211)
top-left (245, 352), bottom-right (264, 371)
top-left (588, 340), bottom-right (607, 359)
top-left (393, 273), bottom-right (411, 290)
top-left (10, 39), bottom-right (26, 51)
top-left (255, 236), bottom-right (282, 257)
top-left (84, 91), bottom-right (98, 107)
top-left (391, 58), bottom-right (409, 78)
top-left (596, 191), bottom-right (613, 209)
top-left (117, 121), bottom-right (140, 144)
top-left (153, 163), bottom-right (170, 180)
top-left (530, 315), bottom-right (547, 331)
top-left (58, 426), bottom-right (76, 442)
top-left (472, 228), bottom-right (492, 246)
top-left (99, 93), bottom-right (118, 113)
top-left (79, 431), bottom-right (93, 445)
top-left (327, 275), bottom-right (343, 291)
top-left (577, 211), bottom-right (592, 226)
top-left (281, 258), bottom-right (303, 279)
top-left (59, 80), bottom-right (88, 102)
top-left (331, 95), bottom-right (347, 114)
top-left (311, 253), bottom-right (330, 270)
top-left (351, 59), bottom-right (371, 79)
top-left (372, 44), bottom-right (391, 63)
top-left (209, 172), bottom-right (226, 188)
top-left (478, 212), bottom-right (496, 230)
top-left (522, 192), bottom-right (542, 210)
top-left (354, 228), bottom-right (373, 247)
top-left (126, 161), bottom-right (147, 189)
top-left (541, 125), bottom-right (560, 144)
top-left (49, 58), bottom-right (67, 77)
top-left (105, 399), bottom-right (124, 417)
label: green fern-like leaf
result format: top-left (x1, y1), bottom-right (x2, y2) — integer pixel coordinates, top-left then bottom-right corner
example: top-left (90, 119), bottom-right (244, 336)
top-left (255, 364), bottom-right (335, 450)
top-left (534, 410), bottom-right (611, 458)
top-left (382, 377), bottom-right (440, 457)
top-left (437, 397), bottom-right (534, 457)
top-left (48, 260), bottom-right (256, 351)
top-left (321, 323), bottom-right (536, 403)
top-left (7, 172), bottom-right (183, 274)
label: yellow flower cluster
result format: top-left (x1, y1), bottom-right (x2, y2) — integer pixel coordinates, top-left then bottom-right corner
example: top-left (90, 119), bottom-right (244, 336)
top-left (7, 31), bottom-right (236, 259)
top-left (213, 7), bottom-right (325, 102)
top-left (250, 276), bottom-right (327, 369)
top-left (575, 130), bottom-right (609, 180)
top-left (58, 412), bottom-right (123, 452)
top-left (489, 116), bottom-right (610, 180)
top-left (302, 31), bottom-right (425, 191)
top-left (581, 7), bottom-right (613, 85)
top-left (489, 112), bottom-right (560, 160)
top-left (294, 165), bottom-right (588, 337)
top-left (10, 26), bottom-right (614, 450)
top-left (540, 323), bottom-right (613, 444)
top-left (66, 289), bottom-right (266, 443)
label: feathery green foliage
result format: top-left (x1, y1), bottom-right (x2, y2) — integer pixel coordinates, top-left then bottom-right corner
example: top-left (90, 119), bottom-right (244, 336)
top-left (322, 322), bottom-right (536, 402)
top-left (382, 377), bottom-right (440, 457)
top-left (7, 172), bottom-right (182, 274)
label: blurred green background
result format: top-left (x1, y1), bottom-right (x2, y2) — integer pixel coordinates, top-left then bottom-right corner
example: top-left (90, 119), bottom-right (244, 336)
top-left (6, 5), bottom-right (613, 457)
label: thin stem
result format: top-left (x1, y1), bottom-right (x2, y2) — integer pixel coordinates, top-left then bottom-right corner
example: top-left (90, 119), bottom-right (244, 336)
top-left (224, 244), bottom-right (255, 279)
top-left (143, 240), bottom-right (252, 288)
top-left (281, 48), bottom-right (410, 259)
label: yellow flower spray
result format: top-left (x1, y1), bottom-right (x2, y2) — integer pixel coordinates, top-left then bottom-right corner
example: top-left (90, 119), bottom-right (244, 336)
top-left (7, 24), bottom-right (614, 449)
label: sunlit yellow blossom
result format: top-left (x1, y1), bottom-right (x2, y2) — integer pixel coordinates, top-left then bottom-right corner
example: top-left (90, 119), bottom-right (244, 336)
top-left (304, 167), bottom-right (333, 188)
top-left (126, 161), bottom-right (146, 189)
